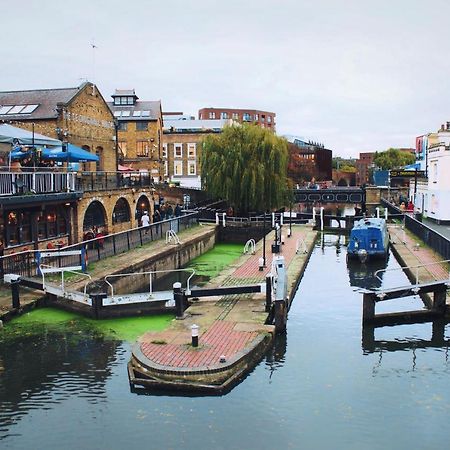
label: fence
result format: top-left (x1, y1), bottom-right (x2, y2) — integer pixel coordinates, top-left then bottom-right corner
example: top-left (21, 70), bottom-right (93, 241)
top-left (381, 198), bottom-right (450, 260)
top-left (0, 172), bottom-right (76, 195)
top-left (1, 212), bottom-right (198, 279)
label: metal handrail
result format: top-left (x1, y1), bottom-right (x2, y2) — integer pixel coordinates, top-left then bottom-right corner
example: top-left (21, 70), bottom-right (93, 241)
top-left (39, 263), bottom-right (92, 297)
top-left (375, 259), bottom-right (450, 286)
top-left (104, 268), bottom-right (196, 297)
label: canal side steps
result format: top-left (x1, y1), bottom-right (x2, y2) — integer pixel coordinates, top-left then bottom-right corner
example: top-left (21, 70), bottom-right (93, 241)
top-left (129, 225), bottom-right (318, 394)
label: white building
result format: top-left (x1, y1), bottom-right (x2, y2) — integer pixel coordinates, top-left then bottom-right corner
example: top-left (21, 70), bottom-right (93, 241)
top-left (412, 125), bottom-right (450, 223)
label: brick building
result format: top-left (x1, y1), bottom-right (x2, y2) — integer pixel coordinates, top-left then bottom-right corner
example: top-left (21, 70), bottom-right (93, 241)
top-left (162, 115), bottom-right (230, 188)
top-left (108, 90), bottom-right (163, 179)
top-left (198, 107), bottom-right (275, 131)
top-left (286, 136), bottom-right (332, 183)
top-left (0, 82), bottom-right (117, 172)
top-left (355, 152), bottom-right (375, 186)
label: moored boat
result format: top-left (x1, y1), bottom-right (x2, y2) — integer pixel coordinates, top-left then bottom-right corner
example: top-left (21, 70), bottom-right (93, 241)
top-left (347, 217), bottom-right (389, 263)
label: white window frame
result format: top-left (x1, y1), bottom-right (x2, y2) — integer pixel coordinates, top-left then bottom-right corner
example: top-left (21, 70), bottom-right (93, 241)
top-left (162, 143), bottom-right (168, 158)
top-left (174, 160), bottom-right (183, 176)
top-left (164, 160), bottom-right (168, 176)
top-left (174, 143), bottom-right (183, 158)
top-left (188, 161), bottom-right (196, 176)
top-left (187, 143), bottom-right (196, 159)
top-left (209, 112), bottom-right (216, 119)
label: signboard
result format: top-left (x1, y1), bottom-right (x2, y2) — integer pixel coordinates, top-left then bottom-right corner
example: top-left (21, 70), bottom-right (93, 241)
top-left (390, 170), bottom-right (426, 178)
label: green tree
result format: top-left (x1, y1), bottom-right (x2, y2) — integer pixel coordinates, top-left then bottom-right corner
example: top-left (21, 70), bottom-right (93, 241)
top-left (373, 148), bottom-right (415, 170)
top-left (201, 124), bottom-right (288, 214)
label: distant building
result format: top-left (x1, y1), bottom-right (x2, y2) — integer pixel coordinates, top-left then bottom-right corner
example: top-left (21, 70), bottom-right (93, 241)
top-left (355, 152), bottom-right (375, 186)
top-left (285, 136), bottom-right (332, 183)
top-left (412, 123), bottom-right (450, 223)
top-left (162, 115), bottom-right (230, 188)
top-left (198, 107), bottom-right (275, 131)
top-left (108, 89), bottom-right (163, 178)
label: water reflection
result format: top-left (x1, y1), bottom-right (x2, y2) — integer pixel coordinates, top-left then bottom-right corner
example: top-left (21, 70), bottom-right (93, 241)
top-left (264, 333), bottom-right (287, 380)
top-left (347, 256), bottom-right (389, 290)
top-left (0, 331), bottom-right (120, 440)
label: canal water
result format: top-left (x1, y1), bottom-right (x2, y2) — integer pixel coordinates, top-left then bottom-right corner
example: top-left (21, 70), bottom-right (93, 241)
top-left (1, 234), bottom-right (450, 450)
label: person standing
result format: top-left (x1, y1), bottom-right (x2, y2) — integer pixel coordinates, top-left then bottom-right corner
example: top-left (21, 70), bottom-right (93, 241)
top-left (141, 210), bottom-right (150, 234)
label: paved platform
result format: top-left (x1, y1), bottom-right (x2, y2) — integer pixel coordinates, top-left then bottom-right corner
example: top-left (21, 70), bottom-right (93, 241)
top-left (130, 225), bottom-right (317, 390)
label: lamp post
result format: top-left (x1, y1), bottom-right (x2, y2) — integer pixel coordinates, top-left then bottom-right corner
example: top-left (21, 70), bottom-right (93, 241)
top-left (262, 212), bottom-right (266, 268)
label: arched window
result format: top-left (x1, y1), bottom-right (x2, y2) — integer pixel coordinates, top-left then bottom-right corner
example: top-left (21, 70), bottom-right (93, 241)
top-left (83, 201), bottom-right (106, 231)
top-left (135, 195), bottom-right (150, 221)
top-left (112, 198), bottom-right (131, 224)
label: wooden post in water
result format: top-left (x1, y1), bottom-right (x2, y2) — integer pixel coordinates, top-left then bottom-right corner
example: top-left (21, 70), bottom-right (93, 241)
top-left (432, 286), bottom-right (447, 315)
top-left (274, 300), bottom-right (287, 334)
top-left (362, 292), bottom-right (375, 322)
top-left (265, 275), bottom-right (272, 313)
top-left (91, 293), bottom-right (107, 319)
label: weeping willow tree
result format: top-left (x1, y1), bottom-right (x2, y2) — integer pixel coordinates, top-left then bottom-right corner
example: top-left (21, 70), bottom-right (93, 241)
top-left (201, 124), bottom-right (289, 214)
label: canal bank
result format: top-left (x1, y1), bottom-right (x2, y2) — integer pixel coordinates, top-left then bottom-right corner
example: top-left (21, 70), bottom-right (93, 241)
top-left (129, 225), bottom-right (317, 394)
top-left (0, 224), bottom-right (217, 321)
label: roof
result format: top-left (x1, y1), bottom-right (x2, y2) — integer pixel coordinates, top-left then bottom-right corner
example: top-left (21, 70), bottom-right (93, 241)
top-left (112, 89), bottom-right (138, 98)
top-left (163, 119), bottom-right (230, 132)
top-left (0, 84), bottom-right (86, 120)
top-left (108, 100), bottom-right (162, 121)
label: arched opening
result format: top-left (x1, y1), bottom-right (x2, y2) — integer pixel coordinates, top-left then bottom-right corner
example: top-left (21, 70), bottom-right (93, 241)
top-left (135, 195), bottom-right (150, 222)
top-left (338, 178), bottom-right (348, 187)
top-left (83, 201), bottom-right (107, 238)
top-left (95, 146), bottom-right (103, 172)
top-left (112, 197), bottom-right (131, 224)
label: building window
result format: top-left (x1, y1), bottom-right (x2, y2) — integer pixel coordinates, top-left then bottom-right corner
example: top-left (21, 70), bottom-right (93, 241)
top-left (118, 121), bottom-right (128, 131)
top-left (187, 143), bottom-right (196, 159)
top-left (243, 113), bottom-right (252, 121)
top-left (174, 161), bottom-right (183, 176)
top-left (267, 116), bottom-right (272, 123)
top-left (6, 211), bottom-right (32, 246)
top-left (136, 141), bottom-right (149, 157)
top-left (261, 115), bottom-right (265, 122)
top-left (221, 112), bottom-right (228, 119)
top-left (209, 112), bottom-right (216, 119)
top-left (232, 113), bottom-right (239, 120)
top-left (254, 114), bottom-right (259, 121)
top-left (162, 143), bottom-right (168, 158)
top-left (112, 198), bottom-right (131, 224)
top-left (188, 161), bottom-right (196, 175)
top-left (114, 96), bottom-right (134, 105)
top-left (174, 143), bottom-right (182, 158)
top-left (136, 121), bottom-right (148, 131)
top-left (164, 160), bottom-right (168, 176)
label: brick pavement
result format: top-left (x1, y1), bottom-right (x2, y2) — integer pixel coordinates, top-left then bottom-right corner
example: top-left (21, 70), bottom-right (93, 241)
top-left (138, 226), bottom-right (314, 370)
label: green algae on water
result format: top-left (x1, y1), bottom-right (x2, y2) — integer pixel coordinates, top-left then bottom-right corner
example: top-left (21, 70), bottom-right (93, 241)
top-left (187, 243), bottom-right (243, 278)
top-left (1, 307), bottom-right (173, 343)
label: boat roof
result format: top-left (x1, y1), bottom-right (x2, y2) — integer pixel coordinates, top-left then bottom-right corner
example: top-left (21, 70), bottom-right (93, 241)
top-left (353, 218), bottom-right (386, 229)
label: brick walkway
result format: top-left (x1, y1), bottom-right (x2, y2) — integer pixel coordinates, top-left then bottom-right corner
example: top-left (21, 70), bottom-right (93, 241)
top-left (138, 227), bottom-right (312, 370)
top-left (389, 225), bottom-right (449, 282)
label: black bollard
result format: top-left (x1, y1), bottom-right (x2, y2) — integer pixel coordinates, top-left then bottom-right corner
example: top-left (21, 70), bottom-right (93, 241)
top-left (174, 282), bottom-right (184, 319)
top-left (191, 324), bottom-right (199, 347)
top-left (11, 279), bottom-right (20, 309)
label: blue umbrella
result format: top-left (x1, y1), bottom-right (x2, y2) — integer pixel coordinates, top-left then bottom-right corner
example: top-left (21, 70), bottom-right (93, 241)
top-left (42, 143), bottom-right (99, 162)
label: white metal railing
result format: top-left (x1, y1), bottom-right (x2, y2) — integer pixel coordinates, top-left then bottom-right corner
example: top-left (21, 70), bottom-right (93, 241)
top-left (243, 239), bottom-right (256, 254)
top-left (104, 268), bottom-right (195, 298)
top-left (166, 229), bottom-right (181, 245)
top-left (39, 263), bottom-right (92, 298)
top-left (375, 259), bottom-right (450, 287)
top-left (0, 172), bottom-right (76, 195)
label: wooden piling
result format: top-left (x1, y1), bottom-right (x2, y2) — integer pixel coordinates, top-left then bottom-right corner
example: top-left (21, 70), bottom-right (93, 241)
top-left (362, 292), bottom-right (375, 322)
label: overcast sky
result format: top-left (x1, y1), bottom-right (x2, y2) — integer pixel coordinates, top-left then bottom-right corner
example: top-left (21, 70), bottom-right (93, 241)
top-left (1, 0), bottom-right (449, 157)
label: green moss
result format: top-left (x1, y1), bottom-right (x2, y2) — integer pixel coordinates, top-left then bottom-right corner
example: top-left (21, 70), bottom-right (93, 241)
top-left (187, 243), bottom-right (243, 278)
top-left (2, 307), bottom-right (173, 343)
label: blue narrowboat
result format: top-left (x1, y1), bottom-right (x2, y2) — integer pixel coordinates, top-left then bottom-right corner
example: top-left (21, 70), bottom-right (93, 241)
top-left (347, 218), bottom-right (389, 262)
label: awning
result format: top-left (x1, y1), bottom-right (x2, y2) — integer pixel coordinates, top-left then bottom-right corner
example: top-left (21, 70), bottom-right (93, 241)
top-left (42, 144), bottom-right (99, 162)
top-left (118, 164), bottom-right (134, 171)
top-left (0, 123), bottom-right (61, 146)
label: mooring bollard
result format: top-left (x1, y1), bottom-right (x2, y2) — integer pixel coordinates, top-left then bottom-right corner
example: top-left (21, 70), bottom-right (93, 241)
top-left (174, 282), bottom-right (185, 319)
top-left (191, 324), bottom-right (199, 347)
top-left (259, 257), bottom-right (265, 271)
top-left (11, 279), bottom-right (20, 309)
